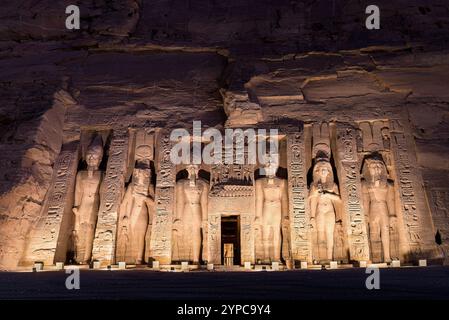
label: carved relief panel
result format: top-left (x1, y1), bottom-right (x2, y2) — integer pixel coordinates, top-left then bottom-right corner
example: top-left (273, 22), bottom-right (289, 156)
top-left (91, 129), bottom-right (129, 266)
top-left (116, 129), bottom-right (155, 264)
top-left (286, 131), bottom-right (312, 263)
top-left (389, 119), bottom-right (438, 260)
top-left (20, 142), bottom-right (80, 266)
top-left (334, 123), bottom-right (370, 262)
top-left (149, 131), bottom-right (176, 264)
top-left (427, 188), bottom-right (449, 263)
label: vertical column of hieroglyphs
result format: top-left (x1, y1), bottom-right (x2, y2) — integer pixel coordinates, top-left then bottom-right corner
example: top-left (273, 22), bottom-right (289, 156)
top-left (428, 189), bottom-right (449, 262)
top-left (389, 119), bottom-right (437, 258)
top-left (92, 129), bottom-right (129, 266)
top-left (286, 131), bottom-right (312, 263)
top-left (335, 123), bottom-right (370, 261)
top-left (149, 132), bottom-right (175, 264)
top-left (207, 164), bottom-right (223, 264)
top-left (22, 142), bottom-right (79, 266)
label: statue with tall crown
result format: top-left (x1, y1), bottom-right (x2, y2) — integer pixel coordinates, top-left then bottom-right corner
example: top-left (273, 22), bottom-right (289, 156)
top-left (308, 153), bottom-right (342, 262)
top-left (255, 155), bottom-right (289, 262)
top-left (72, 135), bottom-right (104, 264)
top-left (116, 166), bottom-right (155, 264)
top-left (173, 164), bottom-right (209, 264)
top-left (361, 153), bottom-right (396, 263)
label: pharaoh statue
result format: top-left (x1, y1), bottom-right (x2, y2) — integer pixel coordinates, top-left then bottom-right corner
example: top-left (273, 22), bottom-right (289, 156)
top-left (173, 164), bottom-right (209, 264)
top-left (361, 153), bottom-right (396, 263)
top-left (116, 167), bottom-right (155, 264)
top-left (72, 135), bottom-right (104, 264)
top-left (255, 156), bottom-right (288, 262)
top-left (308, 156), bottom-right (342, 262)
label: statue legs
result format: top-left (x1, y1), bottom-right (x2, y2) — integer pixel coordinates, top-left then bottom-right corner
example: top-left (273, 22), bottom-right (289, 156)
top-left (75, 223), bottom-right (94, 263)
top-left (273, 224), bottom-right (281, 262)
top-left (262, 224), bottom-right (281, 262)
top-left (369, 213), bottom-right (391, 263)
top-left (132, 222), bottom-right (147, 264)
top-left (192, 225), bottom-right (201, 264)
top-left (84, 224), bottom-right (95, 263)
top-left (316, 211), bottom-right (335, 261)
top-left (380, 214), bottom-right (391, 263)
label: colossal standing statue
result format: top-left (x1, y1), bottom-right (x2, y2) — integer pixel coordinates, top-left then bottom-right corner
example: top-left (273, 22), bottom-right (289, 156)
top-left (173, 165), bottom-right (209, 264)
top-left (116, 167), bottom-right (155, 264)
top-left (72, 135), bottom-right (104, 264)
top-left (255, 158), bottom-right (288, 262)
top-left (361, 154), bottom-right (396, 263)
top-left (308, 158), bottom-right (342, 262)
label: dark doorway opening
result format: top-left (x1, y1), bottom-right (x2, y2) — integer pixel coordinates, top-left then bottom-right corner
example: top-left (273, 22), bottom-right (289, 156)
top-left (221, 216), bottom-right (241, 265)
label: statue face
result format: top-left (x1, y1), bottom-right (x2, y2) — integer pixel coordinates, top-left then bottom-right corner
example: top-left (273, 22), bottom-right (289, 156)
top-left (133, 169), bottom-right (150, 187)
top-left (368, 161), bottom-right (384, 180)
top-left (86, 149), bottom-right (102, 169)
top-left (263, 154), bottom-right (279, 178)
top-left (313, 161), bottom-right (333, 185)
top-left (186, 165), bottom-right (199, 179)
top-left (265, 162), bottom-right (278, 177)
top-left (318, 165), bottom-right (330, 181)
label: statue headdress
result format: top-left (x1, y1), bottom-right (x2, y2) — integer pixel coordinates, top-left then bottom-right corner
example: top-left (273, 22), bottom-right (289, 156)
top-left (86, 135), bottom-right (104, 159)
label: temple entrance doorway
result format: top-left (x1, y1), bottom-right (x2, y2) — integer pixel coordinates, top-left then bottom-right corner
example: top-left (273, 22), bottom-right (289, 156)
top-left (221, 216), bottom-right (241, 266)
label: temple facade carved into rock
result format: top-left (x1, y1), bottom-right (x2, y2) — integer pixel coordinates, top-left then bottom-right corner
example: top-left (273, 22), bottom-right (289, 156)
top-left (15, 94), bottom-right (441, 269)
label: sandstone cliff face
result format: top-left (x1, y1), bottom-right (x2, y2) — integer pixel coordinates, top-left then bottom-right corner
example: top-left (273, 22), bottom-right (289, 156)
top-left (1, 0), bottom-right (448, 269)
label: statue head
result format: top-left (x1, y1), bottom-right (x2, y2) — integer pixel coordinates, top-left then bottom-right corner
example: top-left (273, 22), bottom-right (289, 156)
top-left (133, 167), bottom-right (151, 186)
top-left (186, 164), bottom-right (199, 180)
top-left (135, 145), bottom-right (153, 162)
top-left (381, 127), bottom-right (390, 140)
top-left (262, 153), bottom-right (279, 178)
top-left (131, 166), bottom-right (151, 195)
top-left (362, 153), bottom-right (388, 184)
top-left (86, 135), bottom-right (103, 170)
top-left (312, 159), bottom-right (334, 187)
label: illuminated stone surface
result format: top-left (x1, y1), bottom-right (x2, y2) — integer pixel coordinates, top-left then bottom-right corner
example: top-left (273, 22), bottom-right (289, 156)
top-left (0, 1), bottom-right (448, 270)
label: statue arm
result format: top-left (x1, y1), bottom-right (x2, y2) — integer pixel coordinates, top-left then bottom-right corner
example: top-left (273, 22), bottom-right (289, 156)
top-left (309, 185), bottom-right (317, 219)
top-left (174, 182), bottom-right (183, 221)
top-left (72, 172), bottom-right (83, 213)
top-left (255, 180), bottom-right (263, 221)
top-left (361, 182), bottom-right (370, 220)
top-left (145, 197), bottom-right (155, 225)
top-left (201, 181), bottom-right (209, 222)
top-left (387, 182), bottom-right (396, 217)
top-left (281, 180), bottom-right (289, 221)
top-left (119, 186), bottom-right (132, 219)
top-left (332, 184), bottom-right (343, 222)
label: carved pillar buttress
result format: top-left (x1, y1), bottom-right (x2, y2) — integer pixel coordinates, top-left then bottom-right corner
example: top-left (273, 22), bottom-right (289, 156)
top-left (389, 118), bottom-right (438, 260)
top-left (427, 188), bottom-right (449, 263)
top-left (149, 132), bottom-right (175, 264)
top-left (92, 129), bottom-right (129, 266)
top-left (21, 142), bottom-right (80, 266)
top-left (286, 131), bottom-right (312, 263)
top-left (335, 123), bottom-right (370, 262)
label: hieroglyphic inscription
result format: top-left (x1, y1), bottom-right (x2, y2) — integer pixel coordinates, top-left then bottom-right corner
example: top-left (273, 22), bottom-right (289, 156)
top-left (149, 132), bottom-right (175, 264)
top-left (241, 213), bottom-right (254, 263)
top-left (428, 188), bottom-right (449, 260)
top-left (286, 132), bottom-right (311, 262)
top-left (207, 214), bottom-right (221, 264)
top-left (23, 143), bottom-right (79, 265)
top-left (156, 134), bottom-right (175, 188)
top-left (389, 119), bottom-right (436, 257)
top-left (92, 129), bottom-right (129, 265)
top-left (335, 123), bottom-right (370, 261)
